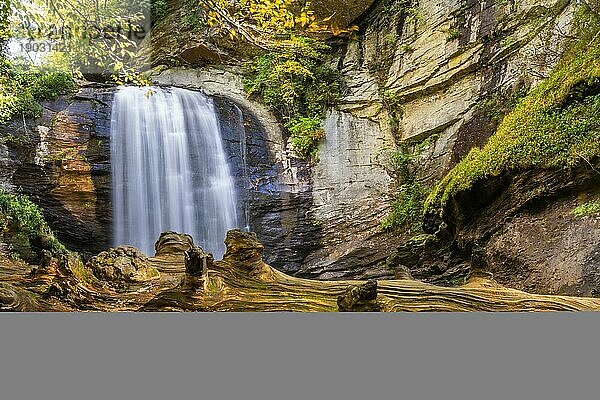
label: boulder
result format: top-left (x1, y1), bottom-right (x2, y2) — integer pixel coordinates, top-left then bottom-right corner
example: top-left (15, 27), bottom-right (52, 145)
top-left (222, 230), bottom-right (276, 280)
top-left (182, 246), bottom-right (214, 288)
top-left (87, 246), bottom-right (159, 284)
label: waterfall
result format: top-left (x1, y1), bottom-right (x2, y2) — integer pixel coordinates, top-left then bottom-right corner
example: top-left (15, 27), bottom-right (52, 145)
top-left (110, 86), bottom-right (239, 258)
top-left (232, 104), bottom-right (251, 232)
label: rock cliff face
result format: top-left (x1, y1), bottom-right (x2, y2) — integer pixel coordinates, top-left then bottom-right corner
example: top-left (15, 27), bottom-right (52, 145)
top-left (336, 0), bottom-right (576, 181)
top-left (1, 79), bottom-right (323, 272)
top-left (152, 67), bottom-right (401, 279)
top-left (288, 0), bottom-right (583, 279)
top-left (422, 165), bottom-right (600, 296)
top-left (153, 68), bottom-right (323, 273)
top-left (306, 0), bottom-right (600, 290)
top-left (0, 85), bottom-right (113, 257)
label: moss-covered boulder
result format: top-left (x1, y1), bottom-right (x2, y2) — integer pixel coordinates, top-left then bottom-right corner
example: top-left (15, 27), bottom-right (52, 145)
top-left (87, 246), bottom-right (159, 284)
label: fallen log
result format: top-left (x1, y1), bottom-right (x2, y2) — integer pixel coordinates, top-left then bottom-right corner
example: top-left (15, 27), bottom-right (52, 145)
top-left (141, 230), bottom-right (600, 312)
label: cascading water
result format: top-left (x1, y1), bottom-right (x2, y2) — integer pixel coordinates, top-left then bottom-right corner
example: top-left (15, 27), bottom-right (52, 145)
top-left (110, 86), bottom-right (239, 258)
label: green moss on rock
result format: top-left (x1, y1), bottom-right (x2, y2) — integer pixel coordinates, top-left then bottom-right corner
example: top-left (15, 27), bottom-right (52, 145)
top-left (243, 37), bottom-right (340, 161)
top-left (573, 200), bottom-right (600, 217)
top-left (425, 7), bottom-right (600, 218)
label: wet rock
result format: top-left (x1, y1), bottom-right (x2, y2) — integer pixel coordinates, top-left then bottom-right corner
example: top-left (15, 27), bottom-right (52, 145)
top-left (353, 261), bottom-right (396, 280)
top-left (2, 85), bottom-right (114, 258)
top-left (154, 232), bottom-right (195, 256)
top-left (30, 250), bottom-right (60, 276)
top-left (44, 279), bottom-right (83, 304)
top-left (394, 265), bottom-right (414, 280)
top-left (87, 246), bottom-right (159, 284)
top-left (385, 234), bottom-right (469, 286)
top-left (428, 166), bottom-right (600, 295)
top-left (185, 247), bottom-right (213, 277)
top-left (183, 246), bottom-right (214, 288)
top-left (221, 230), bottom-right (277, 281)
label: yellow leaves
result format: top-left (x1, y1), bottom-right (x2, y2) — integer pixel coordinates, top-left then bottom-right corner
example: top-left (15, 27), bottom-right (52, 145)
top-left (195, 0), bottom-right (360, 42)
top-left (228, 28), bottom-right (238, 40)
top-left (295, 10), bottom-right (314, 28)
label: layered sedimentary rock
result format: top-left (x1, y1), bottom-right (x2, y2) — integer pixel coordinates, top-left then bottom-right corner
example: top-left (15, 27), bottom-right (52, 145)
top-left (0, 85), bottom-right (113, 257)
top-left (2, 223), bottom-right (600, 311)
top-left (285, 0), bottom-right (583, 278)
top-left (336, 0), bottom-right (578, 178)
top-left (140, 230), bottom-right (600, 312)
top-left (320, 0), bottom-right (600, 289)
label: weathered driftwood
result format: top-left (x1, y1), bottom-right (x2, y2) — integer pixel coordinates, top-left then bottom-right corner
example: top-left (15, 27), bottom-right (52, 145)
top-left (2, 230), bottom-right (600, 312)
top-left (141, 231), bottom-right (600, 312)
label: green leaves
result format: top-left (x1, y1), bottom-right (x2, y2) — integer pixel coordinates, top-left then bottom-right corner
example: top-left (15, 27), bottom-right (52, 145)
top-left (0, 0), bottom-right (10, 47)
top-left (381, 182), bottom-right (429, 233)
top-left (8, 0), bottom-right (148, 82)
top-left (0, 59), bottom-right (74, 122)
top-left (286, 116), bottom-right (325, 160)
top-left (244, 37), bottom-right (340, 160)
top-left (573, 200), bottom-right (600, 217)
top-left (0, 188), bottom-right (67, 261)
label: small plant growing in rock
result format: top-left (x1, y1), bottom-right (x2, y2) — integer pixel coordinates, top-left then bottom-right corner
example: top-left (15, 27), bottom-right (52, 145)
top-left (380, 138), bottom-right (436, 233)
top-left (401, 43), bottom-right (414, 53)
top-left (286, 116), bottom-right (326, 160)
top-left (380, 90), bottom-right (404, 137)
top-left (446, 29), bottom-right (461, 42)
top-left (573, 200), bottom-right (600, 217)
top-left (476, 84), bottom-right (529, 123)
top-left (405, 6), bottom-right (424, 26)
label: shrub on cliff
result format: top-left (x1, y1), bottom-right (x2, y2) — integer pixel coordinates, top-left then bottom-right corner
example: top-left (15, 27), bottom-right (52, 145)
top-left (0, 59), bottom-right (74, 122)
top-left (425, 5), bottom-right (600, 218)
top-left (244, 37), bottom-right (340, 161)
top-left (0, 189), bottom-right (67, 262)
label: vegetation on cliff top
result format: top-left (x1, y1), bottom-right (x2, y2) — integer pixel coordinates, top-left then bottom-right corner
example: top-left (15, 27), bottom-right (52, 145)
top-left (0, 58), bottom-right (74, 122)
top-left (0, 189), bottom-right (67, 261)
top-left (425, 6), bottom-right (600, 217)
top-left (168, 1), bottom-right (349, 161)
